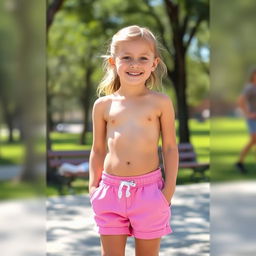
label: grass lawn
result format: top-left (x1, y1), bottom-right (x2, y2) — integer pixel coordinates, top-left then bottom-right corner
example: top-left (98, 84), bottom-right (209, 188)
top-left (211, 117), bottom-right (256, 182)
top-left (0, 180), bottom-right (45, 200)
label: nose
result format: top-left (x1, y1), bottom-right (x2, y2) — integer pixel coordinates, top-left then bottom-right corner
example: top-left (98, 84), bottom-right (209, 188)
top-left (129, 59), bottom-right (140, 67)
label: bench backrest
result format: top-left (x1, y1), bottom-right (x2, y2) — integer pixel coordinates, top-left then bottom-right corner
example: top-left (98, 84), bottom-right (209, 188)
top-left (158, 143), bottom-right (197, 164)
top-left (48, 150), bottom-right (91, 168)
top-left (178, 143), bottom-right (197, 163)
top-left (48, 143), bottom-right (197, 169)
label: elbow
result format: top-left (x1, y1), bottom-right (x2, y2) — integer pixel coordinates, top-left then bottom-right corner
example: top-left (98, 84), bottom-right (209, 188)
top-left (162, 145), bottom-right (178, 154)
top-left (91, 145), bottom-right (106, 156)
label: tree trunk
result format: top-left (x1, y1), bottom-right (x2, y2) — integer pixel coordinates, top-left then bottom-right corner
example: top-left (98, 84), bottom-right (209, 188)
top-left (164, 0), bottom-right (190, 143)
top-left (80, 63), bottom-right (93, 145)
top-left (14, 0), bottom-right (38, 182)
top-left (6, 115), bottom-right (14, 143)
top-left (0, 99), bottom-right (15, 143)
top-left (172, 48), bottom-right (190, 143)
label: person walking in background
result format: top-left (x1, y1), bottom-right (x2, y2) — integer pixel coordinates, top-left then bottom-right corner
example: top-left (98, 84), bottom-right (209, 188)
top-left (235, 68), bottom-right (256, 174)
top-left (89, 25), bottom-right (179, 255)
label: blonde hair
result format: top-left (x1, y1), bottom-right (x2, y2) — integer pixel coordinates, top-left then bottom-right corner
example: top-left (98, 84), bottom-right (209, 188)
top-left (97, 25), bottom-right (167, 96)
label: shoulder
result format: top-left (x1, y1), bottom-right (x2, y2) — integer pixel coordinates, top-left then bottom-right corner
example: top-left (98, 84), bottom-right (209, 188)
top-left (94, 95), bottom-right (112, 104)
top-left (149, 91), bottom-right (174, 107)
top-left (92, 96), bottom-right (112, 117)
top-left (93, 95), bottom-right (112, 108)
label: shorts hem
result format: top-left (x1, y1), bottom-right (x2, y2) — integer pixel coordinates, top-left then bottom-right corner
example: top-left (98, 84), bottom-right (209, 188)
top-left (97, 226), bottom-right (132, 236)
top-left (133, 226), bottom-right (172, 240)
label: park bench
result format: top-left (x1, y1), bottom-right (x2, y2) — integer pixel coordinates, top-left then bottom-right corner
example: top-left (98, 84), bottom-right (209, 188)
top-left (47, 150), bottom-right (91, 193)
top-left (47, 142), bottom-right (209, 193)
top-left (158, 143), bottom-right (209, 181)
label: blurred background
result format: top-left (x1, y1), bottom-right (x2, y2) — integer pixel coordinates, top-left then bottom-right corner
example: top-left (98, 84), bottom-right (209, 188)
top-left (211, 0), bottom-right (256, 255)
top-left (0, 0), bottom-right (45, 255)
top-left (211, 0), bottom-right (256, 181)
top-left (0, 0), bottom-right (45, 199)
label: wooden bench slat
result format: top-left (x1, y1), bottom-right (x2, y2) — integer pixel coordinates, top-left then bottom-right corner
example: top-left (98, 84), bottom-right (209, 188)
top-left (48, 150), bottom-right (90, 158)
top-left (179, 152), bottom-right (197, 161)
top-left (179, 162), bottom-right (209, 169)
top-left (49, 158), bottom-right (88, 168)
top-left (178, 143), bottom-right (194, 151)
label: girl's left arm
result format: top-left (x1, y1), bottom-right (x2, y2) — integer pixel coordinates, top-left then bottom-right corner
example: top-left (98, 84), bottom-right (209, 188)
top-left (159, 95), bottom-right (179, 203)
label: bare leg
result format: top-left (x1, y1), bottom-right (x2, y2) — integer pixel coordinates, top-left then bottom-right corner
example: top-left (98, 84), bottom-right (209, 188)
top-left (100, 235), bottom-right (127, 256)
top-left (135, 237), bottom-right (161, 256)
top-left (238, 134), bottom-right (256, 162)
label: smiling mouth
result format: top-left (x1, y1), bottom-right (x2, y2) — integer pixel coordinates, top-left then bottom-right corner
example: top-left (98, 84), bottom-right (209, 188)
top-left (126, 72), bottom-right (143, 76)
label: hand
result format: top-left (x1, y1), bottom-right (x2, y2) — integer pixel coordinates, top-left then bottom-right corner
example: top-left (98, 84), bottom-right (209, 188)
top-left (89, 186), bottom-right (98, 196)
top-left (161, 187), bottom-right (172, 205)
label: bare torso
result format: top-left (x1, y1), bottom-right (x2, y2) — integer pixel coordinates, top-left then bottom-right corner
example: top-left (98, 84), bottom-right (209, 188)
top-left (102, 91), bottom-right (162, 176)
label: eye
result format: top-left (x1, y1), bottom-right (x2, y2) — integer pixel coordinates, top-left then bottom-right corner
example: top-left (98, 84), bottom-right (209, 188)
top-left (122, 56), bottom-right (131, 60)
top-left (140, 57), bottom-right (148, 61)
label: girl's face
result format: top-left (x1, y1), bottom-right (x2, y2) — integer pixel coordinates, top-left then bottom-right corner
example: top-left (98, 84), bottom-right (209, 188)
top-left (110, 38), bottom-right (159, 87)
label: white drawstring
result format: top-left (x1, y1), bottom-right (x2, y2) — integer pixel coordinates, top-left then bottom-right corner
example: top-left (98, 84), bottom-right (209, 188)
top-left (118, 180), bottom-right (136, 199)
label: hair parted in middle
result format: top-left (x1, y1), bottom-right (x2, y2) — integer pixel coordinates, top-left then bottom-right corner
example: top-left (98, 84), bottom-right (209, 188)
top-left (97, 25), bottom-right (167, 96)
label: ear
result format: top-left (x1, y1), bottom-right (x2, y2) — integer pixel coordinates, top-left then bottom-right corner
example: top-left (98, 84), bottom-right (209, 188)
top-left (151, 57), bottom-right (159, 71)
top-left (108, 57), bottom-right (115, 66)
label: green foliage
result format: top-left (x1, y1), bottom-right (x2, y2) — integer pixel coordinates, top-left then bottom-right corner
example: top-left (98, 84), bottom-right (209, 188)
top-left (211, 0), bottom-right (256, 102)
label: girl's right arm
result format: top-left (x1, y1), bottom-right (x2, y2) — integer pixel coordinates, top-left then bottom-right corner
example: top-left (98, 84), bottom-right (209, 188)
top-left (89, 98), bottom-right (107, 195)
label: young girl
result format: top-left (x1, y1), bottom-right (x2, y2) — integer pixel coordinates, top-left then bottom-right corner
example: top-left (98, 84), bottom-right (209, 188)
top-left (89, 25), bottom-right (179, 256)
top-left (236, 68), bottom-right (256, 173)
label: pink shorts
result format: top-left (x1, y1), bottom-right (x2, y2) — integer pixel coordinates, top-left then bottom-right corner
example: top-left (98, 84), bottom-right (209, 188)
top-left (90, 167), bottom-right (172, 239)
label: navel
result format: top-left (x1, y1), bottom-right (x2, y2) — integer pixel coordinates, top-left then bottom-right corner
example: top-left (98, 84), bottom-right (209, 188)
top-left (147, 117), bottom-right (152, 121)
top-left (126, 161), bottom-right (131, 165)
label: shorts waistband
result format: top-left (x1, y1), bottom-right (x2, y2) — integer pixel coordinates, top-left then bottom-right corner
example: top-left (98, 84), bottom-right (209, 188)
top-left (101, 167), bottom-right (162, 187)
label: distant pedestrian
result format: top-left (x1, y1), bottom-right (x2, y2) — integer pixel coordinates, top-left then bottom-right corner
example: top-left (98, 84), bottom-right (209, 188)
top-left (235, 68), bottom-right (256, 173)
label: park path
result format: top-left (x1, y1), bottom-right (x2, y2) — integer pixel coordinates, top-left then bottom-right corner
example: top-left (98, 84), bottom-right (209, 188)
top-left (47, 183), bottom-right (210, 256)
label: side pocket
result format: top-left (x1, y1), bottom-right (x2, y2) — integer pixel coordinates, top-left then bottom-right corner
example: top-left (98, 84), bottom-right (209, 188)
top-left (157, 181), bottom-right (171, 207)
top-left (89, 184), bottom-right (102, 200)
top-left (158, 189), bottom-right (171, 207)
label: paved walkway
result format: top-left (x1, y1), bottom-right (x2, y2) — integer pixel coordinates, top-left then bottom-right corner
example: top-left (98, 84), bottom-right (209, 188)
top-left (47, 183), bottom-right (210, 256)
top-left (0, 165), bottom-right (22, 180)
top-left (211, 181), bottom-right (256, 256)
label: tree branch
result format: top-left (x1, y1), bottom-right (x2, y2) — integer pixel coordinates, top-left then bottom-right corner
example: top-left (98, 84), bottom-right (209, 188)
top-left (142, 0), bottom-right (174, 57)
top-left (47, 0), bottom-right (65, 31)
top-left (181, 14), bottom-right (189, 35)
top-left (185, 16), bottom-right (203, 51)
top-left (163, 0), bottom-right (178, 23)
